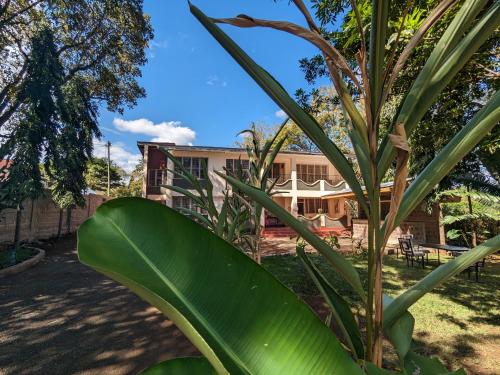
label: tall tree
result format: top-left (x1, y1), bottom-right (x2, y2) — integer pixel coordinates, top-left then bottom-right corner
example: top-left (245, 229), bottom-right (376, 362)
top-left (0, 0), bottom-right (153, 129)
top-left (298, 0), bottom-right (498, 187)
top-left (84, 157), bottom-right (125, 194)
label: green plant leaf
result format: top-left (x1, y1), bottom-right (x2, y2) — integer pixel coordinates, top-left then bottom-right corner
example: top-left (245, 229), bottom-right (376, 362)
top-left (368, 0), bottom-right (389, 115)
top-left (140, 357), bottom-right (217, 375)
top-left (297, 245), bottom-right (364, 360)
top-left (391, 89), bottom-right (500, 230)
top-left (382, 295), bottom-right (414, 363)
top-left (78, 197), bottom-right (363, 375)
top-left (219, 172), bottom-right (365, 300)
top-left (404, 351), bottom-right (466, 375)
top-left (189, 3), bottom-right (369, 216)
top-left (384, 235), bottom-right (500, 327)
top-left (364, 362), bottom-right (399, 374)
top-left (377, 0), bottom-right (496, 178)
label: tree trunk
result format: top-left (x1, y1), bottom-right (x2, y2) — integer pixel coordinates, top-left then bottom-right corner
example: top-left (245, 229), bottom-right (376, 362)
top-left (466, 186), bottom-right (477, 247)
top-left (14, 204), bottom-right (22, 250)
top-left (57, 208), bottom-right (63, 238)
top-left (7, 204), bottom-right (23, 266)
top-left (66, 207), bottom-right (72, 234)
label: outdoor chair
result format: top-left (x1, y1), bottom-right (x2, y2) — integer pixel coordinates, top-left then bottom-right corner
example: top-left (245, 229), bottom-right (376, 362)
top-left (398, 238), bottom-right (426, 269)
top-left (395, 234), bottom-right (414, 258)
top-left (456, 255), bottom-right (486, 282)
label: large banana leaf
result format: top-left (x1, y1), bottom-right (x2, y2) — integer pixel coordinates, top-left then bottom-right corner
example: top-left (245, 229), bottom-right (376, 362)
top-left (219, 172), bottom-right (366, 300)
top-left (140, 357), bottom-right (217, 374)
top-left (189, 3), bottom-right (370, 216)
top-left (384, 235), bottom-right (500, 327)
top-left (296, 245), bottom-right (364, 360)
top-left (78, 198), bottom-right (363, 375)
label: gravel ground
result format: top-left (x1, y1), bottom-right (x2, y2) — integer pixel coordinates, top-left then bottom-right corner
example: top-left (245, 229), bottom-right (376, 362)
top-left (0, 235), bottom-right (198, 375)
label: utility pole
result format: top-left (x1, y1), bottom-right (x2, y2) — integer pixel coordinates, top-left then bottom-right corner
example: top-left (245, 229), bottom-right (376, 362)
top-left (106, 141), bottom-right (111, 196)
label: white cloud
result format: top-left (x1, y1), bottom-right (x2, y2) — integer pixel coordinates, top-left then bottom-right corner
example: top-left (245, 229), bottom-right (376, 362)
top-left (275, 109), bottom-right (287, 119)
top-left (150, 40), bottom-right (168, 49)
top-left (112, 118), bottom-right (196, 145)
top-left (93, 138), bottom-right (141, 174)
top-left (206, 75), bottom-right (228, 87)
top-left (206, 75), bottom-right (219, 86)
top-left (147, 39), bottom-right (169, 59)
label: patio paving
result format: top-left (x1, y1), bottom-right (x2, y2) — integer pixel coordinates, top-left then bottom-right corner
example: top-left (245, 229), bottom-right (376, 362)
top-left (0, 235), bottom-right (198, 375)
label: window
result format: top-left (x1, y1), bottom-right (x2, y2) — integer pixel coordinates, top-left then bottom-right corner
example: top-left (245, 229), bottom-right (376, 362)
top-left (297, 164), bottom-right (328, 183)
top-left (225, 159), bottom-right (249, 174)
top-left (174, 157), bottom-right (208, 179)
top-left (172, 196), bottom-right (207, 215)
top-left (148, 169), bottom-right (166, 187)
top-left (270, 163), bottom-right (285, 180)
top-left (298, 198), bottom-right (328, 215)
top-left (334, 200), bottom-right (340, 214)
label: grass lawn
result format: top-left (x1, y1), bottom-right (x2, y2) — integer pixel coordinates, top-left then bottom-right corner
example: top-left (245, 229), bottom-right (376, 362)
top-left (0, 246), bottom-right (38, 268)
top-left (262, 252), bottom-right (500, 374)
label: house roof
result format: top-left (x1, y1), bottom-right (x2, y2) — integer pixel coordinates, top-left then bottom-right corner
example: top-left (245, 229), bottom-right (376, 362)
top-left (137, 141), bottom-right (325, 156)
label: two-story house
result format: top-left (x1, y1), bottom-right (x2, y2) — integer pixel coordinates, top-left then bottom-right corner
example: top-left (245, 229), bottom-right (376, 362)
top-left (138, 141), bottom-right (444, 244)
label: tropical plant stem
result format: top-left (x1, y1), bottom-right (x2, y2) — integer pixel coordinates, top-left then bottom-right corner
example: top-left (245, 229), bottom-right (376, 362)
top-left (365, 214), bottom-right (375, 362)
top-left (371, 188), bottom-right (383, 367)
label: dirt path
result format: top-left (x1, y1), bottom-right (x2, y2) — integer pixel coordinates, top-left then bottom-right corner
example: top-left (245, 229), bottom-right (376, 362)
top-left (0, 235), bottom-right (198, 375)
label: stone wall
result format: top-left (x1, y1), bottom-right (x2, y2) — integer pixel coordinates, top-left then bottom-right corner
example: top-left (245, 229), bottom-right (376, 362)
top-left (0, 194), bottom-right (106, 245)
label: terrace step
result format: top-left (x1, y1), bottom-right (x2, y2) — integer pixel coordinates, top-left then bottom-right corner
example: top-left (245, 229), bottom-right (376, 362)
top-left (262, 227), bottom-right (349, 238)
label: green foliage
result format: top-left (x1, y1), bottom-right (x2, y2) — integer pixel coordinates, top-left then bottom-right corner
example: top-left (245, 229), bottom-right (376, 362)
top-left (161, 148), bottom-right (251, 249)
top-left (440, 188), bottom-right (499, 246)
top-left (77, 1), bottom-right (500, 373)
top-left (0, 0), bottom-right (153, 127)
top-left (140, 357), bottom-right (218, 375)
top-left (1, 27), bottom-right (99, 211)
top-left (84, 157), bottom-right (125, 195)
top-left (126, 159), bottom-right (144, 197)
top-left (78, 198), bottom-right (364, 375)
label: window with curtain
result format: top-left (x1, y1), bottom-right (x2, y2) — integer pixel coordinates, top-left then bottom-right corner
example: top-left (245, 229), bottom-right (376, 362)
top-left (297, 164), bottom-right (328, 183)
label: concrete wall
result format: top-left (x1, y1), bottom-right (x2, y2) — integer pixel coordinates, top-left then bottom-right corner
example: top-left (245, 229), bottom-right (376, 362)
top-left (352, 203), bottom-right (444, 246)
top-left (142, 145), bottom-right (345, 211)
top-left (0, 194), bottom-right (106, 245)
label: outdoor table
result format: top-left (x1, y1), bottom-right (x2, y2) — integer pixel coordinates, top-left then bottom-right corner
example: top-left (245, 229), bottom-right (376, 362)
top-left (418, 243), bottom-right (470, 265)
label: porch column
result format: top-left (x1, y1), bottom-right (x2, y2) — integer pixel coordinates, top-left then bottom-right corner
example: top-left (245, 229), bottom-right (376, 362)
top-left (290, 157), bottom-right (298, 217)
top-left (260, 208), bottom-right (266, 227)
top-left (164, 157), bottom-right (174, 207)
top-left (142, 145), bottom-right (149, 198)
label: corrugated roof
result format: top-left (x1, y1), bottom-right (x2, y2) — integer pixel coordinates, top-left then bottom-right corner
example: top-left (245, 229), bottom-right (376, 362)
top-left (137, 141), bottom-right (325, 156)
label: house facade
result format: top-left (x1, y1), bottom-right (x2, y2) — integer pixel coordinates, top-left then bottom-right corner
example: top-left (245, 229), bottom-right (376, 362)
top-left (138, 141), bottom-right (444, 244)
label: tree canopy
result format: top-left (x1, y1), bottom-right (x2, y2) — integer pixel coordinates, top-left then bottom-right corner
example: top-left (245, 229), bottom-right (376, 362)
top-left (84, 157), bottom-right (125, 195)
top-left (0, 0), bottom-right (153, 128)
top-left (296, 0), bottom-right (499, 188)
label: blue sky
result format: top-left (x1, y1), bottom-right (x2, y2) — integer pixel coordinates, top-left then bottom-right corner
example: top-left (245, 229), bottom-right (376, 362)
top-left (95, 1), bottom-right (331, 172)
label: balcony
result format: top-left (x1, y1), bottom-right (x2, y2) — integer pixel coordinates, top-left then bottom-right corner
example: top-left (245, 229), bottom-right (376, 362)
top-left (267, 174), bottom-right (345, 191)
top-left (297, 176), bottom-right (343, 190)
top-left (268, 174), bottom-right (293, 190)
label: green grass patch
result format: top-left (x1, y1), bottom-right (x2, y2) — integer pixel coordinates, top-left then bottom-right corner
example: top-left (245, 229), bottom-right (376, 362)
top-left (0, 246), bottom-right (38, 269)
top-left (262, 252), bottom-right (500, 373)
